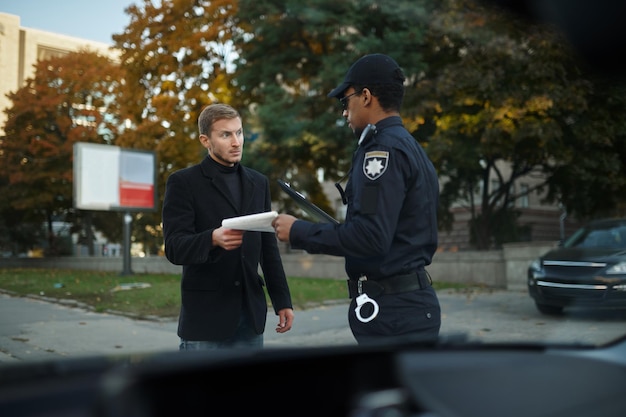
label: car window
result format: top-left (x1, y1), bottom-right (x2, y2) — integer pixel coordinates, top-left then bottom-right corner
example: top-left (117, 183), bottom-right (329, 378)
top-left (566, 224), bottom-right (626, 248)
top-left (2, 2), bottom-right (626, 417)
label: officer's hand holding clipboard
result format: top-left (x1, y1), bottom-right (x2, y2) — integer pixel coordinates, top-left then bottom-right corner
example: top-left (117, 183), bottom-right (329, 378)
top-left (273, 180), bottom-right (339, 242)
top-left (276, 180), bottom-right (339, 225)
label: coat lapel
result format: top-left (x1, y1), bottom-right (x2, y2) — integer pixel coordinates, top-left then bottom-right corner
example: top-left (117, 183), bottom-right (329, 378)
top-left (199, 156), bottom-right (239, 212)
top-left (240, 168), bottom-right (258, 214)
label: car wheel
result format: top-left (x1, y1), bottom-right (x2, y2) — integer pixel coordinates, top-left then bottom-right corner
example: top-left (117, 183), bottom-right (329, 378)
top-left (535, 302), bottom-right (564, 315)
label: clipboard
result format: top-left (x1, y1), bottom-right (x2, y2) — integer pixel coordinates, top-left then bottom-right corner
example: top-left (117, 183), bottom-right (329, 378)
top-left (277, 179), bottom-right (339, 225)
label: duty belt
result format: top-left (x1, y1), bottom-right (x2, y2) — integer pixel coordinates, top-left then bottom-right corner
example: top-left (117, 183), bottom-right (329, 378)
top-left (347, 270), bottom-right (432, 299)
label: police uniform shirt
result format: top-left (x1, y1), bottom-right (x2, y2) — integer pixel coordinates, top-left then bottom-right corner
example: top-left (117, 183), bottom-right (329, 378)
top-left (289, 116), bottom-right (439, 281)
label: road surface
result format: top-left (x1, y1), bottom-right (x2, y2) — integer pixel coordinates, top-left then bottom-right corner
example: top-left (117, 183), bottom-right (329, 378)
top-left (1, 288), bottom-right (625, 362)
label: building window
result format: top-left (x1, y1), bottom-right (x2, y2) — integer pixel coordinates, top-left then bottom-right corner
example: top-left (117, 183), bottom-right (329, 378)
top-left (38, 46), bottom-right (69, 62)
top-left (519, 183), bottom-right (529, 208)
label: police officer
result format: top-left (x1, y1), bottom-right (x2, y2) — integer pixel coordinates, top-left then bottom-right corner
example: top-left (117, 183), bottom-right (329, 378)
top-left (273, 53), bottom-right (441, 345)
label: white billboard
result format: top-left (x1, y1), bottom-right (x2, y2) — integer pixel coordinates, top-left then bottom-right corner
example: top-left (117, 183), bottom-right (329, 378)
top-left (73, 142), bottom-right (157, 211)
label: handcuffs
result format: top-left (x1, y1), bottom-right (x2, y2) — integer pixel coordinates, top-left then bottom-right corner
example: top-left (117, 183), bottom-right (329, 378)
top-left (355, 276), bottom-right (380, 323)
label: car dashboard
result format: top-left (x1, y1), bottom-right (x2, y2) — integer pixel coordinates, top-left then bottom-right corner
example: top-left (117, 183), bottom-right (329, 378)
top-left (2, 337), bottom-right (626, 417)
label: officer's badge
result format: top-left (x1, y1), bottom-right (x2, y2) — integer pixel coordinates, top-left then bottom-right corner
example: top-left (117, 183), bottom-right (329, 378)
top-left (363, 151), bottom-right (389, 180)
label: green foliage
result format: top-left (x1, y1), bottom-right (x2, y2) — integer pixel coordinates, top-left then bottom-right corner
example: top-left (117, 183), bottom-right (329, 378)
top-left (0, 268), bottom-right (181, 317)
top-left (0, 50), bottom-right (124, 254)
top-left (0, 204), bottom-right (43, 255)
top-left (0, 268), bottom-right (464, 317)
top-left (112, 0), bottom-right (242, 231)
top-left (234, 0), bottom-right (435, 212)
top-left (413, 0), bottom-right (626, 247)
top-left (544, 80), bottom-right (626, 219)
top-left (0, 268), bottom-right (347, 316)
top-left (4, 0), bottom-right (626, 254)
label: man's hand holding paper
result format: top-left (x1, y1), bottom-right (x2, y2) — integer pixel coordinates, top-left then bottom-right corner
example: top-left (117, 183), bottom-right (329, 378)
top-left (221, 211), bottom-right (278, 233)
top-left (212, 227), bottom-right (244, 251)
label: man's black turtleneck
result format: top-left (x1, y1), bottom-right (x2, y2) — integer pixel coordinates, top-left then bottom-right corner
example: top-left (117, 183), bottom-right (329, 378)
top-left (209, 156), bottom-right (242, 210)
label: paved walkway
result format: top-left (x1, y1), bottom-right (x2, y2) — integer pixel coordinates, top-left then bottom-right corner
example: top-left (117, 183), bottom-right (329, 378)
top-left (2, 289), bottom-right (626, 363)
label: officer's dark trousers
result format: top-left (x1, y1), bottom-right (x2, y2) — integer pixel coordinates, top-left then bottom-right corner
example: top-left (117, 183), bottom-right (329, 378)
top-left (347, 286), bottom-right (441, 345)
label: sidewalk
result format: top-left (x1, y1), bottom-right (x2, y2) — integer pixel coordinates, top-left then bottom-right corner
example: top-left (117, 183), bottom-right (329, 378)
top-left (3, 288), bottom-right (626, 363)
top-left (0, 293), bottom-right (355, 362)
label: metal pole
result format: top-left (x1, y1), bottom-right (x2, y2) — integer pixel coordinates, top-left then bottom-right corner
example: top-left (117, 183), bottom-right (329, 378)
top-left (559, 203), bottom-right (567, 245)
top-left (121, 211), bottom-right (133, 276)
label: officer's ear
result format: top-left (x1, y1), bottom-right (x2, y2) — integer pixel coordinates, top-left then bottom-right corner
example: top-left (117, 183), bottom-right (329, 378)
top-left (361, 88), bottom-right (374, 107)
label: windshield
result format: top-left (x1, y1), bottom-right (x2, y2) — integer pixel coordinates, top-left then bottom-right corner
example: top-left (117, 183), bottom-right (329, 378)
top-left (1, 0), bottom-right (626, 379)
top-left (564, 223), bottom-right (626, 249)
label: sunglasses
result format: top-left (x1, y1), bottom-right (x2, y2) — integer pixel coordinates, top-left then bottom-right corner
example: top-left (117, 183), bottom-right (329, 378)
top-left (339, 89), bottom-right (363, 111)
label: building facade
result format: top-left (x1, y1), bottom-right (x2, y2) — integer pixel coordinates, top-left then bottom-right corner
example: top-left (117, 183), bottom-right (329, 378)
top-left (0, 12), bottom-right (118, 135)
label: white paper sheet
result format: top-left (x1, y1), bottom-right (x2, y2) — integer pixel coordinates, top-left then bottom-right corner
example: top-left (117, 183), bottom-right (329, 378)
top-left (221, 211), bottom-right (278, 232)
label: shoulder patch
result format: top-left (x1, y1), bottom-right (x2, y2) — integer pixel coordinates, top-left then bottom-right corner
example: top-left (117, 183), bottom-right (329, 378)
top-left (363, 151), bottom-right (389, 180)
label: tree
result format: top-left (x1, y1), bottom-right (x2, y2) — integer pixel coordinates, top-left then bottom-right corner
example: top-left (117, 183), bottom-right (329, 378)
top-left (0, 50), bottom-right (124, 255)
top-left (233, 0), bottom-right (435, 214)
top-left (544, 79), bottom-right (626, 220)
top-left (0, 195), bottom-right (42, 256)
top-left (110, 0), bottom-right (626, 251)
top-left (234, 0), bottom-right (626, 248)
top-left (412, 0), bottom-right (626, 248)
top-left (112, 0), bottom-right (243, 235)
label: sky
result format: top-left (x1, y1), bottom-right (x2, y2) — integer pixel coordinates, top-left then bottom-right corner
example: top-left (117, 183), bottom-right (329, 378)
top-left (0, 0), bottom-right (136, 45)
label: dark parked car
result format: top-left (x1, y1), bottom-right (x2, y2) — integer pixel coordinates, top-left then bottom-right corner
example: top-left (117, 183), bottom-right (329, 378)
top-left (528, 218), bottom-right (626, 315)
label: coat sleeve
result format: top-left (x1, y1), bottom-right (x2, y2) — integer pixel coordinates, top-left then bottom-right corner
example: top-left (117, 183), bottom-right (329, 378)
top-left (162, 171), bottom-right (220, 265)
top-left (258, 177), bottom-right (293, 313)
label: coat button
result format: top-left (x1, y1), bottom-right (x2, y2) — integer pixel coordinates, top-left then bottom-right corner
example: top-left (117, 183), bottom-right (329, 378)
top-left (234, 281), bottom-right (241, 286)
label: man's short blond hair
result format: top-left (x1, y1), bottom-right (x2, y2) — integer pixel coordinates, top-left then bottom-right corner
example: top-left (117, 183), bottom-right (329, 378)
top-left (198, 103), bottom-right (241, 136)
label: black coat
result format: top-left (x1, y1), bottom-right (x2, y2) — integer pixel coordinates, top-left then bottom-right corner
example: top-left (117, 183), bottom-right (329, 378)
top-left (162, 156), bottom-right (292, 341)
